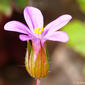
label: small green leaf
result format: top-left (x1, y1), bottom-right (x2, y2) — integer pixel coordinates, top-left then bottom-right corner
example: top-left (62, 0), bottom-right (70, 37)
top-left (16, 0), bottom-right (28, 9)
top-left (61, 20), bottom-right (85, 56)
top-left (83, 67), bottom-right (85, 75)
top-left (77, 0), bottom-right (85, 13)
top-left (0, 0), bottom-right (11, 16)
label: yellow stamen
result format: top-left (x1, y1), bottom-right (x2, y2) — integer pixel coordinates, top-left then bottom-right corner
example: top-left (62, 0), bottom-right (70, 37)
top-left (34, 27), bottom-right (43, 34)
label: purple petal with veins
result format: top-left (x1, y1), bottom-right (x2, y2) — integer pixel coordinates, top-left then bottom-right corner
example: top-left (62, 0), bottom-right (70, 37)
top-left (44, 14), bottom-right (72, 37)
top-left (24, 6), bottom-right (44, 32)
top-left (44, 31), bottom-right (69, 42)
top-left (4, 21), bottom-right (31, 35)
top-left (19, 34), bottom-right (33, 41)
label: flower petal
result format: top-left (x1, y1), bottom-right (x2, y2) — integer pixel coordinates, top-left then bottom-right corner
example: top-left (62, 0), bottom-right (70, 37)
top-left (19, 34), bottom-right (32, 41)
top-left (44, 31), bottom-right (69, 42)
top-left (4, 21), bottom-right (31, 34)
top-left (24, 6), bottom-right (44, 31)
top-left (44, 14), bottom-right (72, 36)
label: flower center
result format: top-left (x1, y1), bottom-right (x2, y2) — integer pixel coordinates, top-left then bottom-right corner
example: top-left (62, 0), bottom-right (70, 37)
top-left (34, 27), bottom-right (43, 34)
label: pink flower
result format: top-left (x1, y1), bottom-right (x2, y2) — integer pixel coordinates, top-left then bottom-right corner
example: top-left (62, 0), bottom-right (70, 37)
top-left (4, 6), bottom-right (72, 78)
top-left (4, 6), bottom-right (72, 43)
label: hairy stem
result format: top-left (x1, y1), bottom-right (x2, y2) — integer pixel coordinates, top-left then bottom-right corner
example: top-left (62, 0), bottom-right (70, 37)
top-left (35, 79), bottom-right (40, 85)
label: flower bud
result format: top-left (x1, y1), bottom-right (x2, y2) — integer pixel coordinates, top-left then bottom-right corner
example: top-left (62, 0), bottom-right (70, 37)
top-left (25, 41), bottom-right (49, 78)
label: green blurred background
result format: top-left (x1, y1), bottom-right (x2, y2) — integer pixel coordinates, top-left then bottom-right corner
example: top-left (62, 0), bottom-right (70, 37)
top-left (0, 0), bottom-right (85, 85)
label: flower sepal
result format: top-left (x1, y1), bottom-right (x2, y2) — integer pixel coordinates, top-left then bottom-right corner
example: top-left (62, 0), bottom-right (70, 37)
top-left (25, 41), bottom-right (49, 78)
